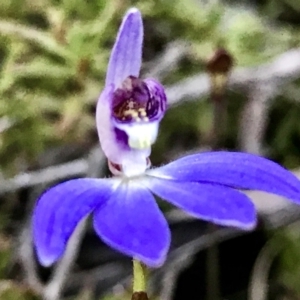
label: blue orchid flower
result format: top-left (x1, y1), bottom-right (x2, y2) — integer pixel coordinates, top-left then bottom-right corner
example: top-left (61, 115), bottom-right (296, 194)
top-left (33, 8), bottom-right (300, 268)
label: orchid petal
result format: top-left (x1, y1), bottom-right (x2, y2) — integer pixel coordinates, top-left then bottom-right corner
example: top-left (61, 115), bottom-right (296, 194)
top-left (144, 78), bottom-right (167, 119)
top-left (106, 8), bottom-right (143, 87)
top-left (149, 151), bottom-right (300, 203)
top-left (93, 181), bottom-right (170, 267)
top-left (96, 85), bottom-right (123, 164)
top-left (143, 177), bottom-right (256, 229)
top-left (33, 178), bottom-right (116, 266)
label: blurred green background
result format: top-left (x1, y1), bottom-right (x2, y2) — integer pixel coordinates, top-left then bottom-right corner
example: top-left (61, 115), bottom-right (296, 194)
top-left (1, 0), bottom-right (300, 299)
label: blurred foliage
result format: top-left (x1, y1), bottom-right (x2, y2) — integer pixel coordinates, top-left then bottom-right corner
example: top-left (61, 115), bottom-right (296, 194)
top-left (276, 227), bottom-right (300, 297)
top-left (1, 0), bottom-right (300, 174)
top-left (1, 0), bottom-right (300, 299)
top-left (262, 225), bottom-right (300, 298)
top-left (0, 281), bottom-right (39, 300)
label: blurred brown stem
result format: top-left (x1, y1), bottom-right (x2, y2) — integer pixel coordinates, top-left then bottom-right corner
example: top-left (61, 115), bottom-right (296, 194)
top-left (131, 292), bottom-right (149, 300)
top-left (205, 48), bottom-right (233, 300)
top-left (206, 87), bottom-right (225, 300)
top-left (210, 91), bottom-right (227, 149)
top-left (206, 48), bottom-right (233, 149)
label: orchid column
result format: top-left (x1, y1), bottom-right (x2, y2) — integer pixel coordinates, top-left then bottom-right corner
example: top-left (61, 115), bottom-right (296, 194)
top-left (33, 8), bottom-right (300, 300)
top-left (97, 8), bottom-right (166, 178)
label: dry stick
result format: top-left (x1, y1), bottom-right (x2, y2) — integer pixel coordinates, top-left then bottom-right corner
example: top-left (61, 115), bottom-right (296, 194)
top-left (157, 237), bottom-right (201, 300)
top-left (0, 158), bottom-right (88, 195)
top-left (247, 240), bottom-right (281, 300)
top-left (15, 160), bottom-right (88, 298)
top-left (158, 269), bottom-right (181, 300)
top-left (17, 220), bottom-right (43, 294)
top-left (248, 219), bottom-right (300, 300)
top-left (144, 40), bottom-right (189, 81)
top-left (42, 148), bottom-right (105, 300)
top-left (16, 183), bottom-right (52, 295)
top-left (64, 262), bottom-right (130, 295)
top-left (43, 218), bottom-right (88, 300)
top-left (3, 152), bottom-right (95, 289)
top-left (238, 83), bottom-right (276, 154)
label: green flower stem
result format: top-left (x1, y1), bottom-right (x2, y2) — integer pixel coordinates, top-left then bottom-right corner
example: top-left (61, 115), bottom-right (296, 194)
top-left (133, 259), bottom-right (147, 292)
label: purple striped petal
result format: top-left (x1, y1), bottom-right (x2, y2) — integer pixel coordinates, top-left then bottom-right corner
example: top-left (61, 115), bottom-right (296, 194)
top-left (33, 178), bottom-right (115, 266)
top-left (143, 177), bottom-right (256, 229)
top-left (105, 8), bottom-right (143, 87)
top-left (93, 181), bottom-right (170, 267)
top-left (148, 151), bottom-right (300, 203)
top-left (96, 84), bottom-right (125, 165)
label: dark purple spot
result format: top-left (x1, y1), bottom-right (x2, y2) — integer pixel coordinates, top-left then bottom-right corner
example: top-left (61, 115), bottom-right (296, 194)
top-left (112, 76), bottom-right (166, 123)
